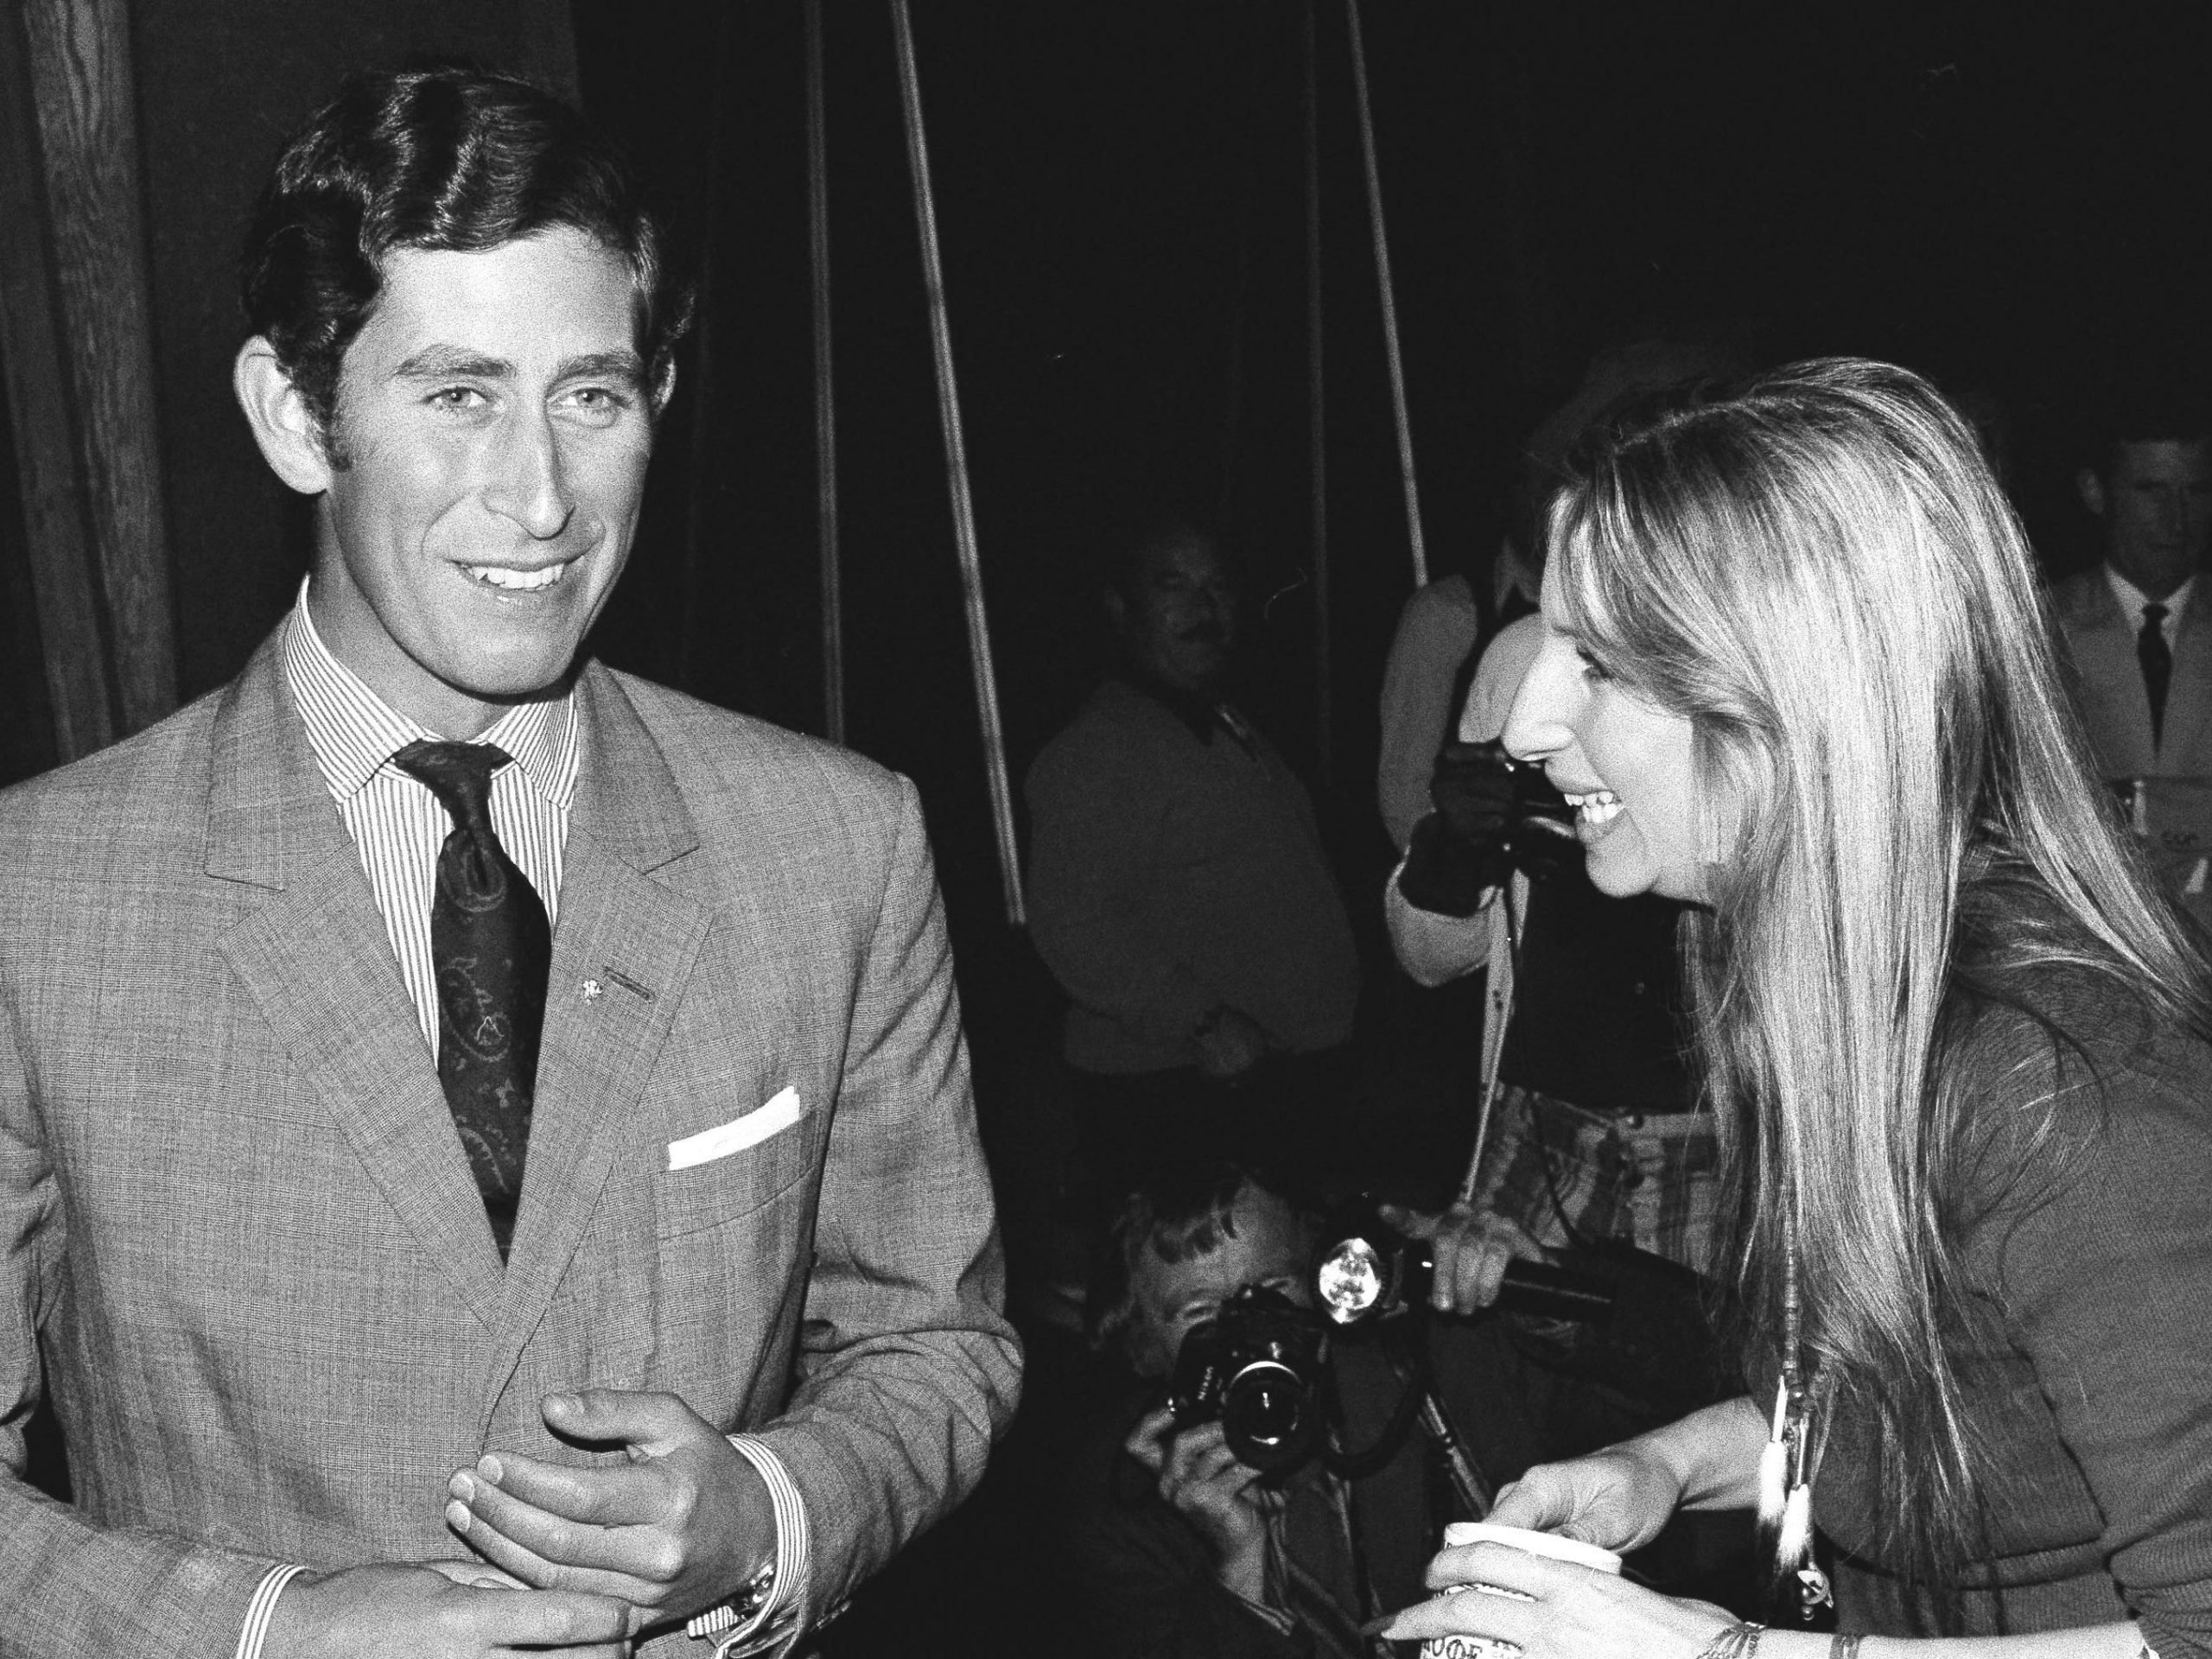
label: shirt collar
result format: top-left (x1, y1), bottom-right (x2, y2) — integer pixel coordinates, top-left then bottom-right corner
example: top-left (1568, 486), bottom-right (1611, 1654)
top-left (2103, 562), bottom-right (2195, 626)
top-left (281, 578), bottom-right (581, 811)
top-left (1115, 672), bottom-right (1255, 754)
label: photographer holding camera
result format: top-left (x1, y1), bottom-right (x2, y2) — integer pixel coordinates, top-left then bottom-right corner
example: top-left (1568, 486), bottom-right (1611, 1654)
top-left (1068, 1161), bottom-right (1548, 1659)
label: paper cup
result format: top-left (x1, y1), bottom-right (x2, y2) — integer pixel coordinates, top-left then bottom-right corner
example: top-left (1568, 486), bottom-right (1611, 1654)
top-left (1417, 1522), bottom-right (1623, 1658)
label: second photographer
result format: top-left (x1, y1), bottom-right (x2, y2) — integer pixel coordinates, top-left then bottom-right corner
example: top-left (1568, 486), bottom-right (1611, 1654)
top-left (1065, 1160), bottom-right (1560, 1659)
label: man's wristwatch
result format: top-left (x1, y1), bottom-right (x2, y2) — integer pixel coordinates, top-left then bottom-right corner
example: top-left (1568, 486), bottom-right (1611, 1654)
top-left (685, 1559), bottom-right (778, 1640)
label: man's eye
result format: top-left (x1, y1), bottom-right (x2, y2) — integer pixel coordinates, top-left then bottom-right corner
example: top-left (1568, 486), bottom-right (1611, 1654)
top-left (568, 386), bottom-right (632, 413)
top-left (429, 386), bottom-right (487, 410)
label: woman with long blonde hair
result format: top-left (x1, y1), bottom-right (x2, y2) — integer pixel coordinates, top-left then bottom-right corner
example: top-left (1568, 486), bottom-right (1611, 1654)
top-left (1384, 359), bottom-right (2212, 1656)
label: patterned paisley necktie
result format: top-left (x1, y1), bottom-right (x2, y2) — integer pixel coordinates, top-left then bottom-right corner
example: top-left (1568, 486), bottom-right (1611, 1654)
top-left (393, 741), bottom-right (551, 1261)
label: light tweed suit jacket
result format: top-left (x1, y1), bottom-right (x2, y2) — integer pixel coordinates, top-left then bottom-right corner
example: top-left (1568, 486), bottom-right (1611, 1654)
top-left (2050, 566), bottom-right (2212, 780)
top-left (0, 629), bottom-right (1020, 1657)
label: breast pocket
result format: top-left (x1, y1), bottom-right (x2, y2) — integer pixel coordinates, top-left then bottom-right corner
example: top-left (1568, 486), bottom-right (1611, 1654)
top-left (654, 1086), bottom-right (820, 1239)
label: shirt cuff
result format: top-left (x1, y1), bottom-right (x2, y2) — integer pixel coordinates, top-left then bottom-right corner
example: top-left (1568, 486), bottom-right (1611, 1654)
top-left (687, 1435), bottom-right (810, 1656)
top-left (233, 1563), bottom-right (308, 1659)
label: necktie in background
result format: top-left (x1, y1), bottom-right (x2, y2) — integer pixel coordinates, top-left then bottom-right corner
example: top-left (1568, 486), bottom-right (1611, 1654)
top-left (2140, 601), bottom-right (2173, 752)
top-left (393, 741), bottom-right (551, 1260)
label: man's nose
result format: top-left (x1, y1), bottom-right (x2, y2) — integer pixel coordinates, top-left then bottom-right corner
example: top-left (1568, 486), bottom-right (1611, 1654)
top-left (483, 409), bottom-right (575, 539)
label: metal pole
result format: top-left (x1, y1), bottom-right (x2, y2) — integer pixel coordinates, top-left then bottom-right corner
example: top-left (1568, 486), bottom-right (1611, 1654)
top-left (804, 0), bottom-right (845, 747)
top-left (888, 0), bottom-right (1025, 925)
top-left (1304, 0), bottom-right (1332, 788)
top-left (1345, 0), bottom-right (1429, 590)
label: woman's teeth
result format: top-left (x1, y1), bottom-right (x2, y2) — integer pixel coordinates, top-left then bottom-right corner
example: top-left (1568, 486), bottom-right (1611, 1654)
top-left (1565, 790), bottom-right (1623, 826)
top-left (467, 562), bottom-right (570, 592)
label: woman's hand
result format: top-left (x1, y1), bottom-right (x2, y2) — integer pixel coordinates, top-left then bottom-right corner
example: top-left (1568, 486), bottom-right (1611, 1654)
top-left (1484, 1442), bottom-right (1688, 1554)
top-left (1378, 1541), bottom-right (1735, 1659)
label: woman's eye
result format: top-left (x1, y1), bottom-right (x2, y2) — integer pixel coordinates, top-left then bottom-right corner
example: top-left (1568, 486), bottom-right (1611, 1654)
top-left (1574, 645), bottom-right (1615, 683)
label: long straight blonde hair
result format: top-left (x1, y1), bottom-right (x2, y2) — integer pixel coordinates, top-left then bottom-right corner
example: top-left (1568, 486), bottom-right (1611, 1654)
top-left (1544, 359), bottom-right (2210, 1580)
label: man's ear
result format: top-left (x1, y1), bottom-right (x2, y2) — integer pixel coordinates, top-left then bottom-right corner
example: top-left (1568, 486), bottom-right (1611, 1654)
top-left (649, 355), bottom-right (677, 417)
top-left (2075, 465), bottom-right (2107, 518)
top-left (233, 338), bottom-right (334, 496)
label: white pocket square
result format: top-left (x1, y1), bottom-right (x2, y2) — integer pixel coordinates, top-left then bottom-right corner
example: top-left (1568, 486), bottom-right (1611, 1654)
top-left (667, 1086), bottom-right (804, 1172)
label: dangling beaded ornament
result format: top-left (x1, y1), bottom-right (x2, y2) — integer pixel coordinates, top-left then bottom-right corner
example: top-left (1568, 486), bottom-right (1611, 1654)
top-left (1756, 1235), bottom-right (1834, 1620)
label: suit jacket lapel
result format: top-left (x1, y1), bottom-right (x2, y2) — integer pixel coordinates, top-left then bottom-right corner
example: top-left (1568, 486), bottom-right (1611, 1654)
top-left (206, 632), bottom-right (510, 1328)
top-left (2160, 592), bottom-right (2212, 771)
top-left (479, 664), bottom-right (713, 1416)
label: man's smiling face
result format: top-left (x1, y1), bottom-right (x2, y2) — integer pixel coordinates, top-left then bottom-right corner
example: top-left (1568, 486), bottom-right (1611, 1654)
top-left (304, 226), bottom-right (657, 737)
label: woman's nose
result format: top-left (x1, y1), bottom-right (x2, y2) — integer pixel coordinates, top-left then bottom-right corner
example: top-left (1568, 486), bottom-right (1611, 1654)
top-left (1502, 639), bottom-right (1578, 763)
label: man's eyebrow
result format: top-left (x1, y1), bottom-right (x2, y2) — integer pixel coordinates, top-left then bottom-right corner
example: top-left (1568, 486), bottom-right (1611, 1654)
top-left (557, 350), bottom-right (647, 388)
top-left (391, 346), bottom-right (514, 381)
top-left (387, 348), bottom-right (645, 386)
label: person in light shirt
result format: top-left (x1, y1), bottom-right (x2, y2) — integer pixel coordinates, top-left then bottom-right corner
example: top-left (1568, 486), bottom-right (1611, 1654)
top-left (0, 65), bottom-right (1016, 1659)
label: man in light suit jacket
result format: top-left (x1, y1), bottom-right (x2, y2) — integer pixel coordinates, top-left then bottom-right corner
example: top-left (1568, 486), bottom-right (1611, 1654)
top-left (2051, 414), bottom-right (2212, 780)
top-left (0, 67), bottom-right (1019, 1659)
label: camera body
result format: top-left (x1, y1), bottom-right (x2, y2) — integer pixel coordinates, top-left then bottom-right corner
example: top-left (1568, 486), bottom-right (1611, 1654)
top-left (1166, 1284), bottom-right (1330, 1473)
top-left (1440, 738), bottom-right (1582, 884)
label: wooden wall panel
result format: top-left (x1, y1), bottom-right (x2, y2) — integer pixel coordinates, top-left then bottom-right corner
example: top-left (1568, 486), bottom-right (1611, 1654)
top-left (17, 0), bottom-right (175, 740)
top-left (0, 0), bottom-right (176, 760)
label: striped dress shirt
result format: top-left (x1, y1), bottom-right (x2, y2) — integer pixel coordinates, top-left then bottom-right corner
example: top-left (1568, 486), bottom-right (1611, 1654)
top-left (282, 593), bottom-right (579, 1057)
top-left (234, 588), bottom-right (808, 1659)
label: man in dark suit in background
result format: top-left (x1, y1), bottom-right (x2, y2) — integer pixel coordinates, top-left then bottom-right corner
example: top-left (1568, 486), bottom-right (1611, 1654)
top-left (0, 65), bottom-right (1017, 1659)
top-left (2051, 397), bottom-right (2212, 782)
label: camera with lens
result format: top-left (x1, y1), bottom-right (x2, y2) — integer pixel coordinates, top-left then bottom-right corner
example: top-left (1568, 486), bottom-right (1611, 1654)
top-left (1313, 1198), bottom-right (1614, 1331)
top-left (1166, 1284), bottom-right (1331, 1474)
top-left (1401, 741), bottom-right (1583, 917)
top-left (1440, 738), bottom-right (1582, 885)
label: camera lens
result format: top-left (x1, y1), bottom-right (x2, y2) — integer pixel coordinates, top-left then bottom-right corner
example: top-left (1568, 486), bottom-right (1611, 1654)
top-left (1224, 1360), bottom-right (1306, 1446)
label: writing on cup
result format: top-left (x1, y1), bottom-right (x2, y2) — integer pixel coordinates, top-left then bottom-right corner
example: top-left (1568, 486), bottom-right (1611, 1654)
top-left (1418, 1522), bottom-right (1623, 1659)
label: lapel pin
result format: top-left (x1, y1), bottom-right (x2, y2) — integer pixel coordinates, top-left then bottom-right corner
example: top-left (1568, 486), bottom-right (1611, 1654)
top-left (581, 978), bottom-right (604, 1001)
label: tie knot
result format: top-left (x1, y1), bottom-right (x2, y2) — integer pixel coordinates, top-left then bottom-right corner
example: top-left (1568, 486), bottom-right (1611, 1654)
top-left (394, 740), bottom-right (512, 833)
top-left (2145, 602), bottom-right (2170, 626)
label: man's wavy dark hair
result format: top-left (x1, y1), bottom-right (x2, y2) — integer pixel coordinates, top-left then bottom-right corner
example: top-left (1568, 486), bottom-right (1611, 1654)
top-left (240, 63), bottom-right (691, 437)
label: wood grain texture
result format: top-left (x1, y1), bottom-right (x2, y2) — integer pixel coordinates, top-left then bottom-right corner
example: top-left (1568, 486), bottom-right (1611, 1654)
top-left (18, 0), bottom-right (177, 741)
top-left (0, 0), bottom-right (115, 760)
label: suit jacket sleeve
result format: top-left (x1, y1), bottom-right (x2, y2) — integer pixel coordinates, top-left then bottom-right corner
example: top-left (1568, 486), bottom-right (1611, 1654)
top-left (0, 969), bottom-right (276, 1656)
top-left (741, 774), bottom-right (1021, 1624)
